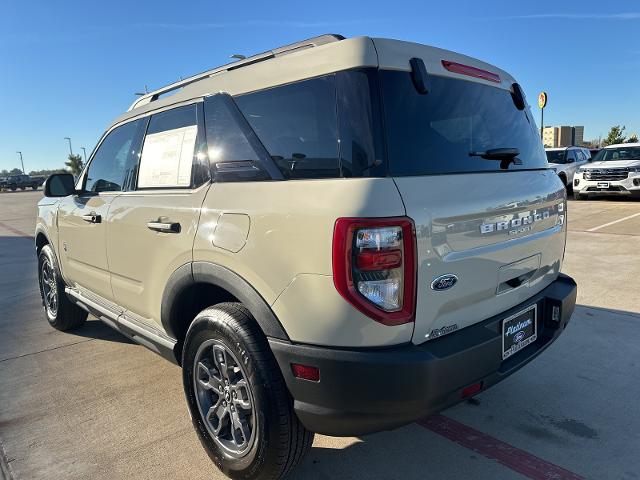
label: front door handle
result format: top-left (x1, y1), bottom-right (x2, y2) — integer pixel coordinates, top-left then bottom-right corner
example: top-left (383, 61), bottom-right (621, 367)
top-left (147, 221), bottom-right (181, 233)
top-left (81, 212), bottom-right (101, 223)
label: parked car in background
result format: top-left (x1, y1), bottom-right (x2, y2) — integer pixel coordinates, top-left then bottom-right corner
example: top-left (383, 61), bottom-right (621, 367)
top-left (545, 146), bottom-right (591, 188)
top-left (573, 143), bottom-right (640, 199)
top-left (4, 174), bottom-right (44, 191)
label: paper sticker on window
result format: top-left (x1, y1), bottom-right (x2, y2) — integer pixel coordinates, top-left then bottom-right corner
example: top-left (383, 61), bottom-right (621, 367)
top-left (138, 125), bottom-right (197, 188)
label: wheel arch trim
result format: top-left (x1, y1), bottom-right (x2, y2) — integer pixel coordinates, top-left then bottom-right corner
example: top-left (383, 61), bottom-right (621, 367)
top-left (161, 261), bottom-right (290, 344)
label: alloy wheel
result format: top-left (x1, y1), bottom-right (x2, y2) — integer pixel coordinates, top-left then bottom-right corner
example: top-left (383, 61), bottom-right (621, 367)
top-left (40, 258), bottom-right (58, 316)
top-left (193, 339), bottom-right (256, 458)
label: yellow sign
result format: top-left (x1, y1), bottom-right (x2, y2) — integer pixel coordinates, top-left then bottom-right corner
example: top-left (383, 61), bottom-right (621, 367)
top-left (538, 92), bottom-right (547, 109)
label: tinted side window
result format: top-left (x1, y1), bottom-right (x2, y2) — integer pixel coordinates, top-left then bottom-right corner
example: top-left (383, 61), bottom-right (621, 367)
top-left (85, 120), bottom-right (142, 193)
top-left (138, 104), bottom-right (199, 188)
top-left (381, 71), bottom-right (548, 175)
top-left (235, 76), bottom-right (339, 179)
top-left (204, 94), bottom-right (271, 182)
top-left (336, 70), bottom-right (386, 177)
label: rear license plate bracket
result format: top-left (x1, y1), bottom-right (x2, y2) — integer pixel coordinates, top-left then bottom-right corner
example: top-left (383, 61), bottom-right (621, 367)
top-left (502, 304), bottom-right (537, 360)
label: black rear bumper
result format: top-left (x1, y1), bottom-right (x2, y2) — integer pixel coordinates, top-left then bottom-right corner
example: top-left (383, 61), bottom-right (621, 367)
top-left (269, 274), bottom-right (577, 436)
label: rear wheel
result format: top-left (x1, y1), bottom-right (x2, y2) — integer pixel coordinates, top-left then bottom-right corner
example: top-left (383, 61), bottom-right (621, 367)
top-left (183, 303), bottom-right (313, 480)
top-left (38, 244), bottom-right (87, 331)
top-left (31, 185), bottom-right (38, 190)
top-left (558, 173), bottom-right (567, 186)
top-left (10, 185), bottom-right (16, 191)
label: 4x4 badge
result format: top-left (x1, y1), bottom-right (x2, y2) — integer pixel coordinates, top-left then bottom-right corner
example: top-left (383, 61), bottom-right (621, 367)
top-left (431, 274), bottom-right (458, 291)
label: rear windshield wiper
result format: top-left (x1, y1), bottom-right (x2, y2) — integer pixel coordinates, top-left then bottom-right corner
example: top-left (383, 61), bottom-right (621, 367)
top-left (469, 148), bottom-right (522, 169)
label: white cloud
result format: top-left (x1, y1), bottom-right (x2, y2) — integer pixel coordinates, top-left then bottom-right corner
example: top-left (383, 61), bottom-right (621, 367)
top-left (499, 12), bottom-right (640, 20)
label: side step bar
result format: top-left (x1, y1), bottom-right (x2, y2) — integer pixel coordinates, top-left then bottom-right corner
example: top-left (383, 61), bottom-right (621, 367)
top-left (65, 287), bottom-right (179, 365)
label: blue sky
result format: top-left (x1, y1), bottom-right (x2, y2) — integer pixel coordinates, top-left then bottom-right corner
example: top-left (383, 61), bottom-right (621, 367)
top-left (1, 0), bottom-right (639, 172)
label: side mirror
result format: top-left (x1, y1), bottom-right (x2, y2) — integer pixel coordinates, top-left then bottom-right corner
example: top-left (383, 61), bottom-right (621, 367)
top-left (44, 173), bottom-right (76, 197)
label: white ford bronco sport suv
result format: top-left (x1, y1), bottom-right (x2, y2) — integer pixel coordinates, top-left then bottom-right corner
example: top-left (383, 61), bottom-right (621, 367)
top-left (36, 35), bottom-right (577, 479)
top-left (573, 143), bottom-right (640, 199)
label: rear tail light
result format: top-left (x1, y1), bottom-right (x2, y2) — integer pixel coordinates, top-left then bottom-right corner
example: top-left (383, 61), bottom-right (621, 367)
top-left (332, 217), bottom-right (416, 326)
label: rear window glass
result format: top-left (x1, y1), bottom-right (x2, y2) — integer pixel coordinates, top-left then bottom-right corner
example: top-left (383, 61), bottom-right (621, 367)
top-left (235, 76), bottom-right (339, 179)
top-left (380, 71), bottom-right (547, 175)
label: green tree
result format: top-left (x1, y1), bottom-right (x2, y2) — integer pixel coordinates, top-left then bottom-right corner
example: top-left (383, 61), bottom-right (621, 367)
top-left (625, 133), bottom-right (638, 143)
top-left (29, 168), bottom-right (67, 176)
top-left (603, 125), bottom-right (626, 146)
top-left (65, 154), bottom-right (84, 175)
top-left (9, 168), bottom-right (23, 175)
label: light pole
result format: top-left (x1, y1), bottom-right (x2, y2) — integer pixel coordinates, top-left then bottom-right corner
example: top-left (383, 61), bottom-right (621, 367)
top-left (81, 147), bottom-right (87, 163)
top-left (16, 151), bottom-right (25, 173)
top-left (64, 137), bottom-right (73, 156)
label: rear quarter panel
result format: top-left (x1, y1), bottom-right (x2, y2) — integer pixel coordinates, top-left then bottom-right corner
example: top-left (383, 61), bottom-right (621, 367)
top-left (193, 178), bottom-right (414, 347)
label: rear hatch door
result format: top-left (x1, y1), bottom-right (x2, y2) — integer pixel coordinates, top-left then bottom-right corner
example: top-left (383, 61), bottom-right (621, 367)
top-left (378, 63), bottom-right (567, 344)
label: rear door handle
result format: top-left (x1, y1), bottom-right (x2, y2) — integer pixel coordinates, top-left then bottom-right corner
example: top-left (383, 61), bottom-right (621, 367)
top-left (147, 221), bottom-right (181, 233)
top-left (81, 213), bottom-right (101, 223)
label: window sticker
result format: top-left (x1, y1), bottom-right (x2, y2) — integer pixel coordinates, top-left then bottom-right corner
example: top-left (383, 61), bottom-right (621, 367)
top-left (138, 125), bottom-right (197, 188)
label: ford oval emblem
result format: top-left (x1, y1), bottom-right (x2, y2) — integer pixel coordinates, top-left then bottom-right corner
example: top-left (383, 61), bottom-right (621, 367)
top-left (430, 274), bottom-right (458, 291)
top-left (514, 331), bottom-right (526, 343)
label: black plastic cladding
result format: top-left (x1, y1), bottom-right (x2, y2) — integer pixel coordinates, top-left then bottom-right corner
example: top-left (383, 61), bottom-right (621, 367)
top-left (409, 57), bottom-right (430, 94)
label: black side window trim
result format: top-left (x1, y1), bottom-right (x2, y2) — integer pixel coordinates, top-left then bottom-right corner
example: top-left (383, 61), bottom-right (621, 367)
top-left (203, 93), bottom-right (284, 182)
top-left (125, 117), bottom-right (150, 191)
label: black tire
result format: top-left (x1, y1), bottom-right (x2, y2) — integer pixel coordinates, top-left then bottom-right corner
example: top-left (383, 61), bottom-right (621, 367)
top-left (10, 185), bottom-right (16, 191)
top-left (38, 244), bottom-right (87, 331)
top-left (183, 303), bottom-right (313, 480)
top-left (31, 185), bottom-right (37, 190)
top-left (574, 193), bottom-right (585, 200)
top-left (20, 186), bottom-right (25, 190)
top-left (558, 174), bottom-right (568, 187)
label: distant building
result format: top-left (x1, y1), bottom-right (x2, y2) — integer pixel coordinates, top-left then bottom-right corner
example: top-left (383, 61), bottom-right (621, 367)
top-left (573, 126), bottom-right (584, 146)
top-left (541, 125), bottom-right (585, 148)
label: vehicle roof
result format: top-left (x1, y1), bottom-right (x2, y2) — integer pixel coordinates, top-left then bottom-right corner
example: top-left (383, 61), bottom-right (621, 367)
top-left (112, 35), bottom-right (517, 129)
top-left (604, 142), bottom-right (640, 148)
top-left (545, 147), bottom-right (585, 151)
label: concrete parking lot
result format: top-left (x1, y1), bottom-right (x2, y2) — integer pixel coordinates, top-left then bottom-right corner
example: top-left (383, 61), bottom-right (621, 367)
top-left (1, 190), bottom-right (639, 480)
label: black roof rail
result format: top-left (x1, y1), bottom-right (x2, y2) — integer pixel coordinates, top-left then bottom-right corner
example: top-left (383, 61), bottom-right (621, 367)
top-left (128, 34), bottom-right (345, 111)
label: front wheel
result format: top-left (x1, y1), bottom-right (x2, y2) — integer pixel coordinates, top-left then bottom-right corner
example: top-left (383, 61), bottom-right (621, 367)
top-left (183, 303), bottom-right (313, 480)
top-left (573, 193), bottom-right (585, 200)
top-left (31, 185), bottom-right (38, 190)
top-left (38, 245), bottom-right (87, 331)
